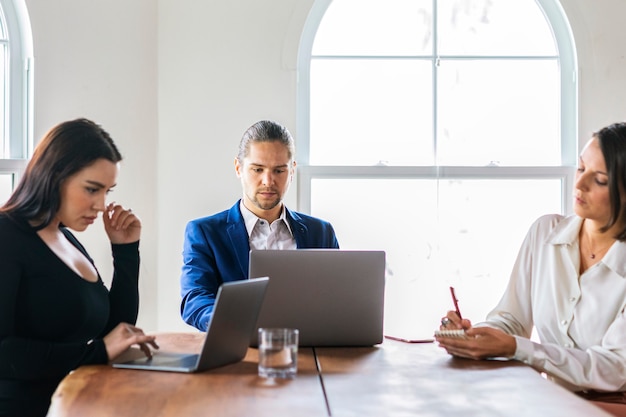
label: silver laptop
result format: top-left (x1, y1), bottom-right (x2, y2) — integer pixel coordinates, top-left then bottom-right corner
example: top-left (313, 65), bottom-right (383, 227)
top-left (248, 249), bottom-right (385, 347)
top-left (113, 277), bottom-right (269, 373)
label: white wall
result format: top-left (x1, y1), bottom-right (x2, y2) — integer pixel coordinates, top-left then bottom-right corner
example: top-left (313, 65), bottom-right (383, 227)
top-left (22, 0), bottom-right (626, 332)
top-left (560, 0), bottom-right (626, 136)
top-left (25, 0), bottom-right (159, 328)
top-left (156, 0), bottom-right (315, 331)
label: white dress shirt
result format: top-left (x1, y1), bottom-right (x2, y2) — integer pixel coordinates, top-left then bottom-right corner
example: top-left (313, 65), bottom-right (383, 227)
top-left (240, 201), bottom-right (296, 250)
top-left (480, 213), bottom-right (626, 392)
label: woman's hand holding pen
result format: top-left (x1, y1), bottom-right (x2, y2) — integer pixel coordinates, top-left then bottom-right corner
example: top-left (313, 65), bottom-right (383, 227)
top-left (440, 287), bottom-right (472, 330)
top-left (436, 286), bottom-right (516, 360)
top-left (440, 310), bottom-right (472, 330)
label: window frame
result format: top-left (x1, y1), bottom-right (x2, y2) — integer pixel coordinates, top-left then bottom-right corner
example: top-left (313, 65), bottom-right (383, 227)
top-left (295, 0), bottom-right (578, 215)
top-left (0, 0), bottom-right (33, 189)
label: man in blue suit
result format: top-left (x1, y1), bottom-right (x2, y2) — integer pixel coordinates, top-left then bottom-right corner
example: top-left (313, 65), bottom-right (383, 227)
top-left (180, 120), bottom-right (339, 331)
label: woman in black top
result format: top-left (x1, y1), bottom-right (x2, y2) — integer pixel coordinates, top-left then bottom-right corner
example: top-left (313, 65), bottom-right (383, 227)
top-left (0, 118), bottom-right (158, 417)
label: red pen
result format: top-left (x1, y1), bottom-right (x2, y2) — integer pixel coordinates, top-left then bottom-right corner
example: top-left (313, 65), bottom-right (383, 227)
top-left (449, 286), bottom-right (462, 320)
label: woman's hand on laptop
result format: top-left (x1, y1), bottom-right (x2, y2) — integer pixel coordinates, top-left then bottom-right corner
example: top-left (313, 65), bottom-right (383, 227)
top-left (104, 322), bottom-right (159, 362)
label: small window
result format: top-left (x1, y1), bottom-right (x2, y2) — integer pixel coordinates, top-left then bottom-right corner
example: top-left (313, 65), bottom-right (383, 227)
top-left (0, 0), bottom-right (33, 204)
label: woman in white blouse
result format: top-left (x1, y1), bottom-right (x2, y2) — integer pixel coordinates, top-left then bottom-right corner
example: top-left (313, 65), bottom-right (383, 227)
top-left (436, 122), bottom-right (626, 412)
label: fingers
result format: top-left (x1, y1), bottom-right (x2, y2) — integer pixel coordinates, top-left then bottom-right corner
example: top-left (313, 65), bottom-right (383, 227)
top-left (442, 346), bottom-right (480, 360)
top-left (105, 323), bottom-right (158, 361)
top-left (440, 311), bottom-right (464, 329)
top-left (139, 342), bottom-right (154, 359)
top-left (106, 203), bottom-right (140, 231)
top-left (147, 338), bottom-right (160, 350)
top-left (435, 327), bottom-right (516, 359)
top-left (125, 324), bottom-right (155, 342)
top-left (125, 324), bottom-right (159, 358)
top-left (435, 333), bottom-right (478, 359)
top-left (104, 203), bottom-right (141, 244)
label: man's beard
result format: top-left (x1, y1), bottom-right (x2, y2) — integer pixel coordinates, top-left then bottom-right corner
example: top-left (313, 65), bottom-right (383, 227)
top-left (252, 192), bottom-right (281, 211)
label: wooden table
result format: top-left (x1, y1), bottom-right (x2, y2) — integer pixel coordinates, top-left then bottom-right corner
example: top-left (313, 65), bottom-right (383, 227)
top-left (47, 333), bottom-right (326, 417)
top-left (47, 333), bottom-right (613, 417)
top-left (316, 343), bottom-right (612, 417)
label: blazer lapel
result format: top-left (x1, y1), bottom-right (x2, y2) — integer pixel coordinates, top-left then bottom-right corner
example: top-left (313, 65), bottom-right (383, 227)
top-left (286, 208), bottom-right (308, 248)
top-left (226, 202), bottom-right (251, 277)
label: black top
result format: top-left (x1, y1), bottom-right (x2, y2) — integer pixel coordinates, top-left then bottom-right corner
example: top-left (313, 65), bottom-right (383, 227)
top-left (0, 214), bottom-right (140, 417)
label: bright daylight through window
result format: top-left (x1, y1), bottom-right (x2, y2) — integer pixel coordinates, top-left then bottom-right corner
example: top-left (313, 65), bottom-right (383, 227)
top-left (0, 0), bottom-right (32, 205)
top-left (298, 0), bottom-right (577, 338)
top-left (0, 7), bottom-right (10, 203)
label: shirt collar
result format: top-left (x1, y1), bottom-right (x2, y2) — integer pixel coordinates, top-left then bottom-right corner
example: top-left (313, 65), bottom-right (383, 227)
top-left (239, 200), bottom-right (293, 237)
top-left (547, 214), bottom-right (583, 246)
top-left (547, 214), bottom-right (626, 278)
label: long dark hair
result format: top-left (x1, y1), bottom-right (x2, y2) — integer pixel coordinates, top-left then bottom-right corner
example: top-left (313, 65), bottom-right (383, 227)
top-left (0, 118), bottom-right (122, 228)
top-left (595, 122), bottom-right (626, 240)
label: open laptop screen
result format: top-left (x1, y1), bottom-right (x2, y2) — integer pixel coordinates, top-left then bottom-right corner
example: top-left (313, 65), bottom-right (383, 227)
top-left (248, 249), bottom-right (385, 347)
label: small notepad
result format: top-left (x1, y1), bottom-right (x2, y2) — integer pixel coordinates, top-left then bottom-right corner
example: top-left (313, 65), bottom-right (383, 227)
top-left (434, 329), bottom-right (469, 339)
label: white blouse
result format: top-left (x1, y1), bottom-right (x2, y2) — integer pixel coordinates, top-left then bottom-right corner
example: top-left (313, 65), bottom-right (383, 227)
top-left (480, 213), bottom-right (626, 392)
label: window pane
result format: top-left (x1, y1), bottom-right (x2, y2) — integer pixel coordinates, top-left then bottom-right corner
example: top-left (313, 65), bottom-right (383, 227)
top-left (0, 43), bottom-right (6, 158)
top-left (438, 0), bottom-right (557, 56)
top-left (437, 59), bottom-right (561, 166)
top-left (310, 178), bottom-right (563, 338)
top-left (0, 7), bottom-right (6, 159)
top-left (310, 59), bottom-right (434, 166)
top-left (0, 173), bottom-right (13, 205)
top-left (313, 0), bottom-right (433, 56)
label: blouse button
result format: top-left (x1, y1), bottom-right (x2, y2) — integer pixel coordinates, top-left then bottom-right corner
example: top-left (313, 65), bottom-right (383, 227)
top-left (570, 297), bottom-right (576, 302)
top-left (561, 320), bottom-right (568, 326)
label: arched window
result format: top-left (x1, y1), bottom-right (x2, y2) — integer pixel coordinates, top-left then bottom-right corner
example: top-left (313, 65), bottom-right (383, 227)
top-left (0, 0), bottom-right (33, 204)
top-left (297, 0), bottom-right (577, 337)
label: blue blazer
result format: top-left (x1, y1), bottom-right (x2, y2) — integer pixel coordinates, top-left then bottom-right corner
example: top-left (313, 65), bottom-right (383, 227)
top-left (180, 200), bottom-right (339, 331)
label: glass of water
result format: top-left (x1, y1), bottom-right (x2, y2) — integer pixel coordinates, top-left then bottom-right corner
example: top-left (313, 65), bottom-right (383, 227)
top-left (258, 328), bottom-right (299, 379)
